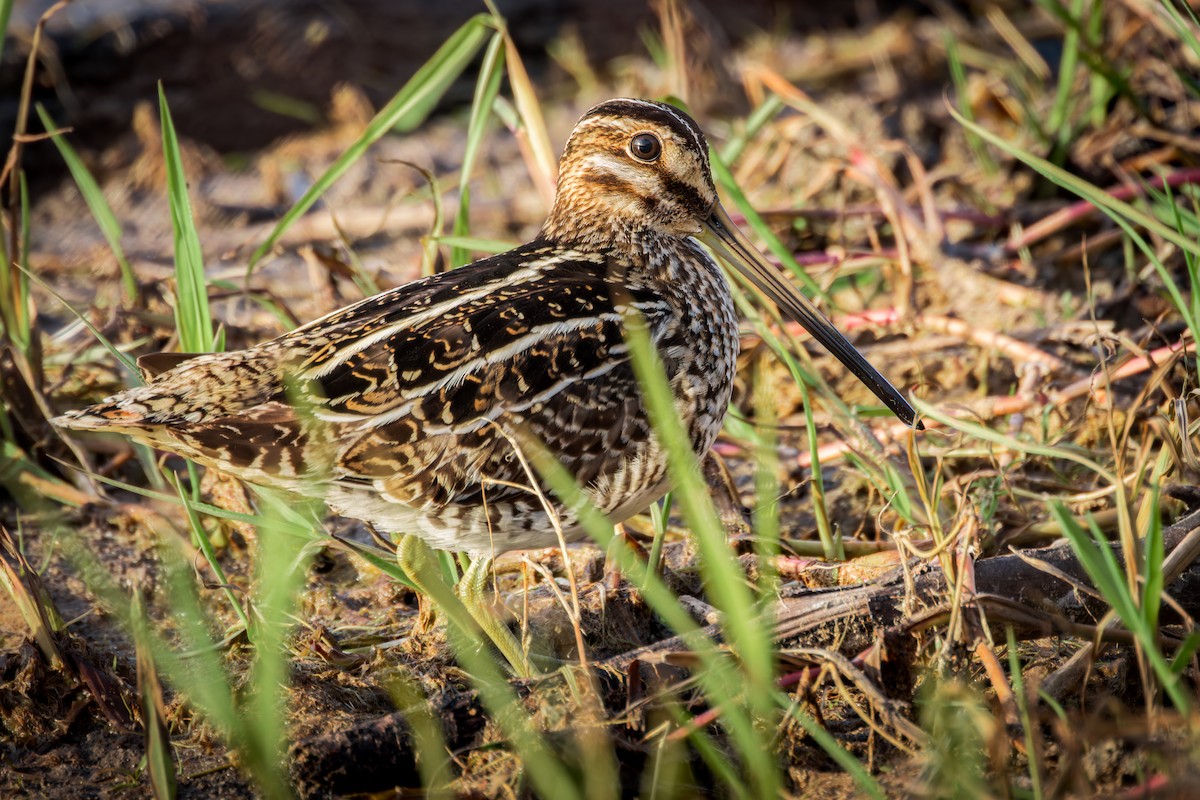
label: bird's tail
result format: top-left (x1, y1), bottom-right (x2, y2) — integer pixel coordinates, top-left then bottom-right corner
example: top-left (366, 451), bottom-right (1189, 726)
top-left (52, 348), bottom-right (284, 434)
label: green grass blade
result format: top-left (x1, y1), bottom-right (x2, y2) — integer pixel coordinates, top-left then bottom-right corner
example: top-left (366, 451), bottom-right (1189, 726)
top-left (386, 675), bottom-right (453, 799)
top-left (17, 263), bottom-right (139, 376)
top-left (1006, 627), bottom-right (1043, 800)
top-left (150, 542), bottom-right (245, 740)
top-left (398, 537), bottom-right (584, 799)
top-left (1050, 502), bottom-right (1190, 711)
top-left (166, 471), bottom-right (252, 635)
top-left (245, 490), bottom-right (315, 797)
top-left (1045, 0), bottom-right (1085, 159)
top-left (621, 309), bottom-right (780, 795)
top-left (248, 14), bottom-right (494, 273)
top-left (1170, 633), bottom-right (1200, 675)
top-left (913, 396), bottom-right (1115, 483)
top-left (709, 150), bottom-right (828, 301)
top-left (918, 677), bottom-right (990, 799)
top-left (431, 234), bottom-right (516, 255)
top-left (1160, 0), bottom-right (1200, 63)
top-left (945, 33), bottom-right (996, 174)
top-left (133, 593), bottom-right (178, 800)
top-left (1034, 0), bottom-right (1138, 113)
top-left (751, 369), bottom-right (783, 586)
top-left (452, 32), bottom-right (505, 268)
top-left (16, 171), bottom-right (32, 354)
top-left (36, 104), bottom-right (136, 302)
top-left (796, 376), bottom-right (840, 560)
top-left (777, 692), bottom-right (886, 800)
top-left (158, 84), bottom-right (215, 353)
top-left (1141, 488), bottom-right (1164, 634)
top-left (719, 93), bottom-right (784, 165)
top-left (526, 438), bottom-right (766, 797)
top-left (0, 0), bottom-right (12, 65)
top-left (0, 169), bottom-right (32, 353)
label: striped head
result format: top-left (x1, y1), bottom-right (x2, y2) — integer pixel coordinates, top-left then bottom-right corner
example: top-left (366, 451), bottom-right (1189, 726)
top-left (539, 98), bottom-right (922, 429)
top-left (542, 98), bottom-right (717, 248)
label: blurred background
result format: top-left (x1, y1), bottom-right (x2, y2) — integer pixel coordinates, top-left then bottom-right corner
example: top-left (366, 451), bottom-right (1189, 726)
top-left (7, 0), bottom-right (933, 193)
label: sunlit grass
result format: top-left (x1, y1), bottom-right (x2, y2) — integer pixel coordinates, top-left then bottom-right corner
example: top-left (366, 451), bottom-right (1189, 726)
top-left (247, 14), bottom-right (495, 273)
top-left (159, 84), bottom-right (218, 354)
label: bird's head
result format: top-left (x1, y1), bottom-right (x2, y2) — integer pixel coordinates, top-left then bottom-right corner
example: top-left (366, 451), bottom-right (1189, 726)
top-left (543, 98), bottom-right (717, 245)
top-left (541, 98), bottom-right (921, 429)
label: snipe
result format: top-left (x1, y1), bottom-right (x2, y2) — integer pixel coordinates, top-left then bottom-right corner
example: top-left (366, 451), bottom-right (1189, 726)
top-left (55, 99), bottom-right (919, 674)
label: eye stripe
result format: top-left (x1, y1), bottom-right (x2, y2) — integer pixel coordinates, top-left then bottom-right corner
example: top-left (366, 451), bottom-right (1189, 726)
top-left (659, 175), bottom-right (709, 215)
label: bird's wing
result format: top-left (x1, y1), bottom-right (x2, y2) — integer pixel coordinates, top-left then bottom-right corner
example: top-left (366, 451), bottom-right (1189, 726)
top-left (101, 245), bottom-right (676, 513)
top-left (313, 247), bottom-right (675, 510)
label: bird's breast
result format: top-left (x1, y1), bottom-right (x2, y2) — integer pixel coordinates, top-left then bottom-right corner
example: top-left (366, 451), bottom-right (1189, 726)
top-left (636, 242), bottom-right (740, 454)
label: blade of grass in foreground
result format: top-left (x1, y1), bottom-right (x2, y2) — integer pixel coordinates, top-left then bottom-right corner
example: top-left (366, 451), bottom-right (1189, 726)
top-left (166, 470), bottom-right (252, 635)
top-left (158, 84), bottom-right (215, 353)
top-left (777, 692), bottom-right (886, 800)
top-left (617, 309), bottom-right (782, 796)
top-left (133, 593), bottom-right (178, 800)
top-left (451, 31), bottom-right (505, 268)
top-left (36, 104), bottom-right (137, 302)
top-left (245, 489), bottom-right (317, 795)
top-left (525, 435), bottom-right (768, 798)
top-left (0, 0), bottom-right (12, 65)
top-left (64, 488), bottom-right (311, 798)
top-left (1006, 626), bottom-right (1044, 800)
top-left (248, 14), bottom-right (495, 274)
top-left (64, 533), bottom-right (252, 789)
top-left (394, 535), bottom-right (584, 799)
top-left (1049, 501), bottom-right (1190, 712)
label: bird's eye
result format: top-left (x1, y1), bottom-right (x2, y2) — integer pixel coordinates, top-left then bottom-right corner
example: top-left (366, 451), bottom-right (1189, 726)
top-left (629, 133), bottom-right (662, 162)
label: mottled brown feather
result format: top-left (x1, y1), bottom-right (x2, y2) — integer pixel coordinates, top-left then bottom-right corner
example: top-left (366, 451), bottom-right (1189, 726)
top-left (54, 99), bottom-right (747, 553)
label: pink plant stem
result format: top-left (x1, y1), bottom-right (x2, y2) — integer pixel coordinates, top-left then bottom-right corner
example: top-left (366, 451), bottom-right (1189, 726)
top-left (794, 339), bottom-right (1193, 469)
top-left (1058, 339), bottom-right (1195, 406)
top-left (1005, 167), bottom-right (1200, 254)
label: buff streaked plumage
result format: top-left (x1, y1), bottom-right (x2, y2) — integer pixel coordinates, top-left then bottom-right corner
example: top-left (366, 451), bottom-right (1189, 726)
top-left (54, 98), bottom-right (918, 557)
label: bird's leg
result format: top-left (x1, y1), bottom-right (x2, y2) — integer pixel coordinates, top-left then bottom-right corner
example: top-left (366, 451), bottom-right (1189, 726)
top-left (386, 530), bottom-right (433, 634)
top-left (413, 588), bottom-right (438, 637)
top-left (396, 536), bottom-right (535, 678)
top-left (396, 536), bottom-right (493, 662)
top-left (703, 452), bottom-right (751, 539)
top-left (604, 523), bottom-right (629, 592)
top-left (396, 534), bottom-right (466, 631)
top-left (606, 523), bottom-right (655, 592)
top-left (457, 555), bottom-right (534, 679)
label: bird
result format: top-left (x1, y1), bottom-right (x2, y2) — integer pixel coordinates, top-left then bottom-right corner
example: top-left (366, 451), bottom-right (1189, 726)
top-left (54, 98), bottom-right (919, 674)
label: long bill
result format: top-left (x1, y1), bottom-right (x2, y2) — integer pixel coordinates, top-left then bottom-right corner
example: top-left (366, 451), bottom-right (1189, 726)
top-left (697, 203), bottom-right (922, 429)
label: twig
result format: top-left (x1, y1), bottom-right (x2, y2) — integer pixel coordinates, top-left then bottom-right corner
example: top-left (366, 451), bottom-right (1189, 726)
top-left (1005, 167), bottom-right (1200, 254)
top-left (917, 314), bottom-right (1069, 371)
top-left (796, 339), bottom-right (1194, 468)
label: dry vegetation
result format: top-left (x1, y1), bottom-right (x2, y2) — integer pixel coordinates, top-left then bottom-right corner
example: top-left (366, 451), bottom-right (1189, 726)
top-left (4, 1), bottom-right (1200, 797)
